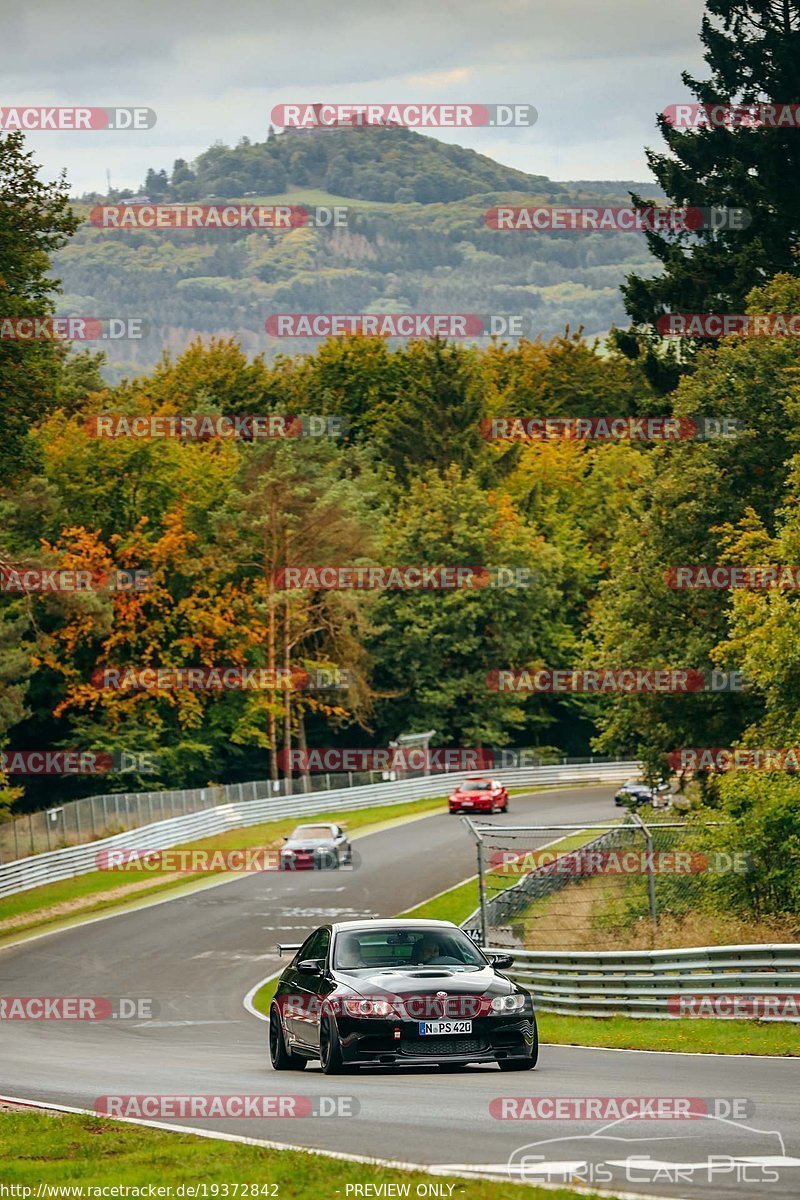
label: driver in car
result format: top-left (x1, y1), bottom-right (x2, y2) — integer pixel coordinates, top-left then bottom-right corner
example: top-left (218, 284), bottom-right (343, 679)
top-left (420, 934), bottom-right (449, 964)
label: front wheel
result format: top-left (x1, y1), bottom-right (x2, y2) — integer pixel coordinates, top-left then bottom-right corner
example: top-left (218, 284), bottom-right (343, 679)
top-left (269, 1006), bottom-right (307, 1071)
top-left (320, 1013), bottom-right (346, 1075)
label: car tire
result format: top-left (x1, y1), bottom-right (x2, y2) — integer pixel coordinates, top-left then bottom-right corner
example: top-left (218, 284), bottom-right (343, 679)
top-left (498, 1016), bottom-right (538, 1070)
top-left (269, 1006), bottom-right (307, 1071)
top-left (320, 1013), bottom-right (346, 1075)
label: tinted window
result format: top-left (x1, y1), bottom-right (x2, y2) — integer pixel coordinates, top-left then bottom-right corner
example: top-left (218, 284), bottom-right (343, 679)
top-left (333, 927), bottom-right (486, 971)
top-left (292, 927), bottom-right (330, 966)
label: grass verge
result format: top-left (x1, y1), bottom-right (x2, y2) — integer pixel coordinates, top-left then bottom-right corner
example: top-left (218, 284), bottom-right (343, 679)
top-left (0, 1107), bottom-right (602, 1200)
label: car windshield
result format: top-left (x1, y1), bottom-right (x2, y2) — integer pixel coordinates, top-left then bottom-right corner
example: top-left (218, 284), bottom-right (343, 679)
top-left (457, 781), bottom-right (491, 792)
top-left (290, 825), bottom-right (334, 840)
top-left (333, 927), bottom-right (488, 972)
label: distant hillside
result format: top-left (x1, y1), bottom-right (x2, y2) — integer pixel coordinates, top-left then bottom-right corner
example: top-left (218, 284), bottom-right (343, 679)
top-left (122, 126), bottom-right (557, 206)
top-left (58, 130), bottom-right (665, 380)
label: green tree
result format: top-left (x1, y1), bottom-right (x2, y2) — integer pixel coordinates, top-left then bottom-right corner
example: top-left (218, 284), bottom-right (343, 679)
top-left (624, 1), bottom-right (800, 334)
top-left (0, 132), bottom-right (79, 481)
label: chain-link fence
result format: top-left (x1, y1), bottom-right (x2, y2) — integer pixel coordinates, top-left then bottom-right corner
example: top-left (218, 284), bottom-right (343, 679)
top-left (0, 754), bottom-right (620, 864)
top-left (463, 812), bottom-right (732, 951)
top-left (0, 770), bottom-right (387, 863)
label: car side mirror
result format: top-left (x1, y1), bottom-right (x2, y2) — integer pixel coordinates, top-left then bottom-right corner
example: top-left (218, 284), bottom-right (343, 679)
top-left (488, 953), bottom-right (514, 970)
top-left (297, 958), bottom-right (324, 976)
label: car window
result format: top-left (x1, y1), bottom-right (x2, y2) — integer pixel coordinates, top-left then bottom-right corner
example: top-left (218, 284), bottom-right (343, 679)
top-left (333, 927), bottom-right (487, 971)
top-left (297, 927), bottom-right (330, 965)
top-left (292, 825), bottom-right (333, 839)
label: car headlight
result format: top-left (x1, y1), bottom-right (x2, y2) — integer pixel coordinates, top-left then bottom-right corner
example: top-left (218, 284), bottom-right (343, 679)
top-left (491, 994), bottom-right (526, 1014)
top-left (342, 998), bottom-right (394, 1017)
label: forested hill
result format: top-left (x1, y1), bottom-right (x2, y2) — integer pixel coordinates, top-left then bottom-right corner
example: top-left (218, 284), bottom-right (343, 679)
top-left (130, 126), bottom-right (556, 205)
top-left (58, 128), bottom-right (667, 381)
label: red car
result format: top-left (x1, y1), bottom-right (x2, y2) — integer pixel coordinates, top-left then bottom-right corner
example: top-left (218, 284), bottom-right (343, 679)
top-left (448, 777), bottom-right (509, 815)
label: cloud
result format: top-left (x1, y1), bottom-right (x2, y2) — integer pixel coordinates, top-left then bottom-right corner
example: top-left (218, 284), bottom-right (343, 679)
top-left (3, 0), bottom-right (707, 191)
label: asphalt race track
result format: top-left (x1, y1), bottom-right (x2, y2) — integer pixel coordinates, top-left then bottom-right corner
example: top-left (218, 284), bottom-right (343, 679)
top-left (1, 784), bottom-right (798, 1200)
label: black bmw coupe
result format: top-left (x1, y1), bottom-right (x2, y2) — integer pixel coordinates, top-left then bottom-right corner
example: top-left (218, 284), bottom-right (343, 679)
top-left (269, 918), bottom-right (537, 1074)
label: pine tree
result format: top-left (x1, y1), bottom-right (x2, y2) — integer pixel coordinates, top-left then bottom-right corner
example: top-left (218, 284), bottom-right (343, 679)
top-left (622, 2), bottom-right (800, 337)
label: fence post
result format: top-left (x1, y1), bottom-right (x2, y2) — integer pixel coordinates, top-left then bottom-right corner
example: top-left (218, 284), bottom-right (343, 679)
top-left (459, 817), bottom-right (487, 946)
top-left (631, 811), bottom-right (658, 929)
top-left (13, 818), bottom-right (19, 861)
top-left (75, 801), bottom-right (82, 841)
top-left (45, 813), bottom-right (51, 852)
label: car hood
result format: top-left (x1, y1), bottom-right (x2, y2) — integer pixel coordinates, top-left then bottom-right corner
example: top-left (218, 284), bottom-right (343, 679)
top-left (451, 790), bottom-right (493, 798)
top-left (335, 965), bottom-right (514, 997)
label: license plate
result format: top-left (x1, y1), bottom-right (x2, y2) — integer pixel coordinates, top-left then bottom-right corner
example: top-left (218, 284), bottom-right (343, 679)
top-left (419, 1020), bottom-right (472, 1035)
top-left (462, 801), bottom-right (473, 807)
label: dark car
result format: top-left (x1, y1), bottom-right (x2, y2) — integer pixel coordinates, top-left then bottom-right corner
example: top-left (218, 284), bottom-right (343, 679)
top-left (279, 822), bottom-right (351, 870)
top-left (614, 778), bottom-right (672, 808)
top-left (448, 777), bottom-right (509, 815)
top-left (269, 918), bottom-right (537, 1074)
top-left (614, 779), bottom-right (654, 808)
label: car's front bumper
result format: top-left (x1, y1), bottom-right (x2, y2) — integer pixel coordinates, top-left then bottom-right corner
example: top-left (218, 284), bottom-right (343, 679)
top-left (336, 1013), bottom-right (536, 1065)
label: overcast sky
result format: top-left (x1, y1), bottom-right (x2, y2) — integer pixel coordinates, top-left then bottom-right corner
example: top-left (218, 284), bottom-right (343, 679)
top-left (1, 0), bottom-right (708, 194)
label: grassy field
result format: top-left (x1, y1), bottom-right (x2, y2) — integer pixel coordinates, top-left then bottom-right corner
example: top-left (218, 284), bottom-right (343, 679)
top-left (0, 1107), bottom-right (604, 1200)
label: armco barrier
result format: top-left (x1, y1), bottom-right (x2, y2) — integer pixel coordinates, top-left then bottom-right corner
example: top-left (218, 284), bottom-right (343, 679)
top-left (0, 761), bottom-right (637, 898)
top-left (493, 943), bottom-right (800, 1020)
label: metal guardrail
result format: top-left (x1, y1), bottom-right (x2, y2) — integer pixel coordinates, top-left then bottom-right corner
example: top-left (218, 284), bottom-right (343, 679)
top-left (492, 943), bottom-right (800, 1020)
top-left (0, 761), bottom-right (638, 898)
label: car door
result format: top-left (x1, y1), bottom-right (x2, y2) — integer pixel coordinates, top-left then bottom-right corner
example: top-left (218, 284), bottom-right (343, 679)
top-left (280, 932), bottom-right (317, 1043)
top-left (293, 926), bottom-right (332, 1050)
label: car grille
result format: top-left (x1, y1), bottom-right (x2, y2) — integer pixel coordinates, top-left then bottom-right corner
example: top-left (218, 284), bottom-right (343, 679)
top-left (400, 1036), bottom-right (487, 1057)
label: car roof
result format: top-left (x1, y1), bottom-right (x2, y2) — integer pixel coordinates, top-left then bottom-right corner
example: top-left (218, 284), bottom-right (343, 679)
top-left (328, 918), bottom-right (458, 933)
